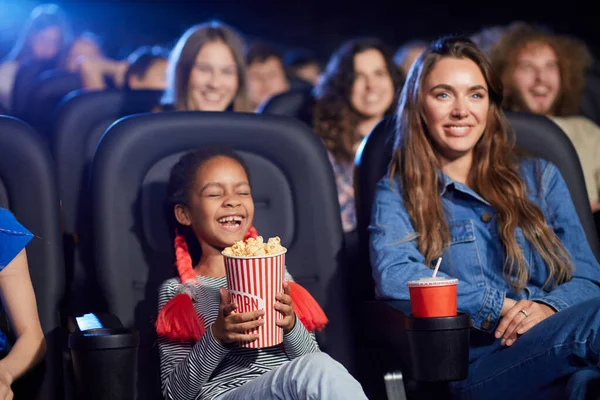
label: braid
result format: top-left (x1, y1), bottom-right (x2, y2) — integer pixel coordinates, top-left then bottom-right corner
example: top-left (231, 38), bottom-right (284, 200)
top-left (174, 231), bottom-right (196, 283)
top-left (155, 231), bottom-right (204, 342)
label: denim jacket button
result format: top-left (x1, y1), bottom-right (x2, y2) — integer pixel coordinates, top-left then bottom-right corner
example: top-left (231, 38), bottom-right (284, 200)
top-left (481, 211), bottom-right (493, 223)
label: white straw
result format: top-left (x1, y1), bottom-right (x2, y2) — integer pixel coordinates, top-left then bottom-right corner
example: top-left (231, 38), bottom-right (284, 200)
top-left (432, 257), bottom-right (442, 278)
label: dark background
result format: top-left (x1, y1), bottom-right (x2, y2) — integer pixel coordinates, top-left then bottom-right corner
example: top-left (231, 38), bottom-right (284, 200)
top-left (0, 0), bottom-right (596, 62)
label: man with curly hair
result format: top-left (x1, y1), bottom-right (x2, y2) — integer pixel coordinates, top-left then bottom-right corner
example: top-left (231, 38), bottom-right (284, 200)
top-left (492, 22), bottom-right (600, 211)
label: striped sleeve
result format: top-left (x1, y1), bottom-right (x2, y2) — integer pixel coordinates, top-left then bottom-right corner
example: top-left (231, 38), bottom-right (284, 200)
top-left (282, 269), bottom-right (320, 360)
top-left (158, 281), bottom-right (230, 400)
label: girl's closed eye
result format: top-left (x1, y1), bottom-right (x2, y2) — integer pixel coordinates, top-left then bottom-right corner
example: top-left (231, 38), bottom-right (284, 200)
top-left (236, 184), bottom-right (251, 196)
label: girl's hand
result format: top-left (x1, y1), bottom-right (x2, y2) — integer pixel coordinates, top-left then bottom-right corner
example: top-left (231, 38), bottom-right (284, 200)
top-left (212, 287), bottom-right (264, 344)
top-left (275, 281), bottom-right (296, 333)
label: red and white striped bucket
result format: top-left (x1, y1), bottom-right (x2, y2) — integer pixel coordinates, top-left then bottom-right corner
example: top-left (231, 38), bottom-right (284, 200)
top-left (223, 250), bottom-right (286, 348)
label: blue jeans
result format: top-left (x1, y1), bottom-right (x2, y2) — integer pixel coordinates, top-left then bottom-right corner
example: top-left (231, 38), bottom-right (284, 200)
top-left (450, 296), bottom-right (600, 399)
top-left (215, 353), bottom-right (368, 400)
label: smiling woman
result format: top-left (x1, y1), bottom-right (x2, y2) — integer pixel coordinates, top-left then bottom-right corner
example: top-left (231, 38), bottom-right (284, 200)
top-left (420, 57), bottom-right (490, 180)
top-left (369, 36), bottom-right (600, 399)
top-left (313, 37), bottom-right (402, 232)
top-left (160, 21), bottom-right (251, 112)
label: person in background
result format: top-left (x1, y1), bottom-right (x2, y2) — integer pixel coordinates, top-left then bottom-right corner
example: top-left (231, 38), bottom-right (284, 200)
top-left (0, 3), bottom-right (72, 111)
top-left (159, 21), bottom-right (250, 112)
top-left (124, 46), bottom-right (170, 90)
top-left (370, 36), bottom-right (600, 400)
top-left (284, 49), bottom-right (321, 86)
top-left (0, 208), bottom-right (46, 399)
top-left (65, 32), bottom-right (129, 90)
top-left (245, 43), bottom-right (290, 110)
top-left (491, 22), bottom-right (600, 211)
top-left (393, 39), bottom-right (427, 79)
top-left (314, 37), bottom-right (402, 233)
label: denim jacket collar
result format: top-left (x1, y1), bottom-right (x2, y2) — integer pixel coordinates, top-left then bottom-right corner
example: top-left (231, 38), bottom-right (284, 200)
top-left (438, 170), bottom-right (491, 206)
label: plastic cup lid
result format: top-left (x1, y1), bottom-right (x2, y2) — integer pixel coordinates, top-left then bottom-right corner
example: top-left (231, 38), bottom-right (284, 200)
top-left (407, 277), bottom-right (458, 287)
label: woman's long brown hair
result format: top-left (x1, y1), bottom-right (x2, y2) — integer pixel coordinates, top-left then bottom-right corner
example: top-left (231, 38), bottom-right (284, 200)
top-left (390, 37), bottom-right (573, 292)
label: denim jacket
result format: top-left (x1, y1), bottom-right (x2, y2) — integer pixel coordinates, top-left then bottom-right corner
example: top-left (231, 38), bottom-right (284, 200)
top-left (369, 158), bottom-right (600, 333)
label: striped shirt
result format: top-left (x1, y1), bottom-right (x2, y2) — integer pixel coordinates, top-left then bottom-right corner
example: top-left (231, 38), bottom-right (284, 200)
top-left (158, 272), bottom-right (320, 400)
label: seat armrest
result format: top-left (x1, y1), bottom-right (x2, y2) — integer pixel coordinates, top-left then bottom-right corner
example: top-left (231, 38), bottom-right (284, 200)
top-left (361, 300), bottom-right (413, 373)
top-left (363, 300), bottom-right (471, 382)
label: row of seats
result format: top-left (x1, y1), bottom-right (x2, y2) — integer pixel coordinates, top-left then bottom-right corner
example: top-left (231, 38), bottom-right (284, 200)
top-left (3, 105), bottom-right (597, 399)
top-left (2, 78), bottom-right (600, 400)
top-left (5, 64), bottom-right (600, 280)
top-left (8, 66), bottom-right (600, 253)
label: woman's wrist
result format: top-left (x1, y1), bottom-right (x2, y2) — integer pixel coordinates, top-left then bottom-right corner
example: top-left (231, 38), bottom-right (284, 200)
top-left (501, 297), bottom-right (517, 316)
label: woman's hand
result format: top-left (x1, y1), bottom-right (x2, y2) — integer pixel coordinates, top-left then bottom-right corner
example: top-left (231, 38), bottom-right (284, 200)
top-left (0, 368), bottom-right (13, 400)
top-left (275, 281), bottom-right (296, 334)
top-left (495, 299), bottom-right (556, 346)
top-left (211, 287), bottom-right (264, 345)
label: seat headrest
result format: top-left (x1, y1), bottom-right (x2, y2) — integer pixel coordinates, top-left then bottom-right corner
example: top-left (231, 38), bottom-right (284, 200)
top-left (257, 88), bottom-right (315, 127)
top-left (53, 89), bottom-right (163, 233)
top-left (581, 73), bottom-right (600, 126)
top-left (288, 77), bottom-right (313, 91)
top-left (26, 70), bottom-right (81, 134)
top-left (11, 60), bottom-right (57, 117)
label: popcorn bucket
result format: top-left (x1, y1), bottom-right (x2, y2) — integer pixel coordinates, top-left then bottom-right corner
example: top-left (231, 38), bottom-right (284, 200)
top-left (223, 250), bottom-right (286, 348)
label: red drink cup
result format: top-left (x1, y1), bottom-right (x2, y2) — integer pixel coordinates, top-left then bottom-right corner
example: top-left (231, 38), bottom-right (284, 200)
top-left (223, 250), bottom-right (286, 348)
top-left (407, 277), bottom-right (459, 318)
